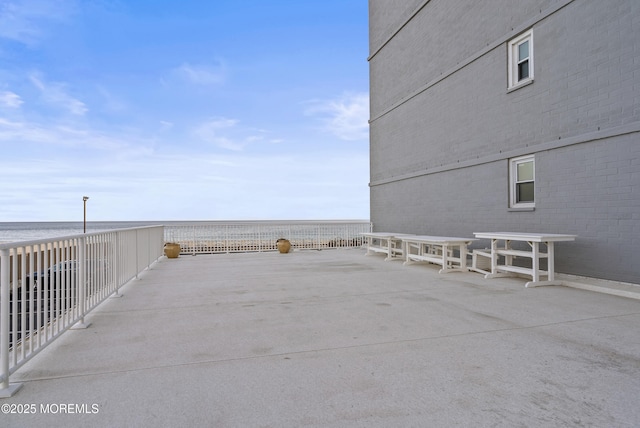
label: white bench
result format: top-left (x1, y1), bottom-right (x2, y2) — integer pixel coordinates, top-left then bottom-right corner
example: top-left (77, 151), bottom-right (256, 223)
top-left (473, 232), bottom-right (577, 287)
top-left (361, 232), bottom-right (413, 261)
top-left (401, 235), bottom-right (477, 274)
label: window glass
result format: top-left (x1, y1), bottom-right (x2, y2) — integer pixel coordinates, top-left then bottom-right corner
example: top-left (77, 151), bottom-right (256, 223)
top-left (516, 182), bottom-right (534, 203)
top-left (518, 61), bottom-right (529, 80)
top-left (517, 161), bottom-right (533, 181)
top-left (518, 41), bottom-right (529, 61)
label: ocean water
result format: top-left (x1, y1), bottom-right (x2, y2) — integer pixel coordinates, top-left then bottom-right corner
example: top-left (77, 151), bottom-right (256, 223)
top-left (0, 220), bottom-right (371, 248)
top-left (0, 221), bottom-right (167, 243)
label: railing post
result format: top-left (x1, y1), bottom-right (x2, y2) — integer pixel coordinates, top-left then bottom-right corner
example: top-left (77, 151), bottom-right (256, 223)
top-left (150, 228), bottom-right (155, 266)
top-left (116, 232), bottom-right (122, 290)
top-left (0, 248), bottom-right (22, 397)
top-left (225, 225), bottom-right (229, 253)
top-left (112, 232), bottom-right (122, 298)
top-left (72, 237), bottom-right (91, 330)
top-left (135, 230), bottom-right (140, 279)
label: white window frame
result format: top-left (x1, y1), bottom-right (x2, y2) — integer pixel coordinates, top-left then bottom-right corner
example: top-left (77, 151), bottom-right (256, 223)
top-left (508, 29), bottom-right (534, 90)
top-left (509, 154), bottom-right (535, 209)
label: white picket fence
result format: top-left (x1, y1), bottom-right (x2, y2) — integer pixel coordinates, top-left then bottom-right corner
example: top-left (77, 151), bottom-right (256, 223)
top-left (163, 220), bottom-right (372, 254)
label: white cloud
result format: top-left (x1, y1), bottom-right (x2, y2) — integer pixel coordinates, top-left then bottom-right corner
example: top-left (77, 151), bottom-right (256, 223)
top-left (193, 117), bottom-right (267, 151)
top-left (159, 120), bottom-right (174, 132)
top-left (0, 0), bottom-right (77, 46)
top-left (176, 61), bottom-right (226, 85)
top-left (0, 117), bottom-right (61, 144)
top-left (0, 116), bottom-right (150, 153)
top-left (97, 86), bottom-right (126, 113)
top-left (0, 148), bottom-right (370, 221)
top-left (29, 72), bottom-right (88, 116)
top-left (305, 92), bottom-right (369, 141)
top-left (0, 91), bottom-right (23, 108)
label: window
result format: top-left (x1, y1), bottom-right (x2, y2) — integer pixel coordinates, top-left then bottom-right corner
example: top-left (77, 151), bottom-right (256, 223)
top-left (508, 29), bottom-right (533, 89)
top-left (510, 155), bottom-right (535, 208)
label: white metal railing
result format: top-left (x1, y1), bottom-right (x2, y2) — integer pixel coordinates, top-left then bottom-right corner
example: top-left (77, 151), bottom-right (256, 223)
top-left (0, 225), bottom-right (164, 397)
top-left (163, 220), bottom-right (372, 254)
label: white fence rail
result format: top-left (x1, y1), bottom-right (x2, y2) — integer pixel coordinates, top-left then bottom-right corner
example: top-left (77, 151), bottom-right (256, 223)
top-left (164, 220), bottom-right (372, 254)
top-left (0, 226), bottom-right (164, 397)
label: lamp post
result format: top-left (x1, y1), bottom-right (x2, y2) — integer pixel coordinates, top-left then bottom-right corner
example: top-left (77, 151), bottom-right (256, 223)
top-left (83, 196), bottom-right (89, 233)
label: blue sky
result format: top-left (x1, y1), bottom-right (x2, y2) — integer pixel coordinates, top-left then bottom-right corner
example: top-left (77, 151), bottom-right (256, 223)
top-left (0, 0), bottom-right (369, 221)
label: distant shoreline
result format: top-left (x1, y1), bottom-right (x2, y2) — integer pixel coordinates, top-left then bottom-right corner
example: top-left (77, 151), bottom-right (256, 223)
top-left (0, 220), bottom-right (371, 244)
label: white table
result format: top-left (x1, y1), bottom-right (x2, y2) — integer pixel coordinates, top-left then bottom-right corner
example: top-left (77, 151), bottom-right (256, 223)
top-left (401, 235), bottom-right (477, 273)
top-left (473, 232), bottom-right (577, 287)
top-left (361, 232), bottom-right (412, 261)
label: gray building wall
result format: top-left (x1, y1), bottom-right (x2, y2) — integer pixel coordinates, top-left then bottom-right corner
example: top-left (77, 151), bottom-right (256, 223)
top-left (368, 0), bottom-right (640, 283)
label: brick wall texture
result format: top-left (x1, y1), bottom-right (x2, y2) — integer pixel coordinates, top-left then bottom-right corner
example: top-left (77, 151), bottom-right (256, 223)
top-left (368, 0), bottom-right (640, 283)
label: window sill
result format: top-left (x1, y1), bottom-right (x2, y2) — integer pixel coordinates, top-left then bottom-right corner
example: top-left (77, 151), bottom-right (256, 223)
top-left (507, 78), bottom-right (534, 93)
top-left (508, 207), bottom-right (535, 212)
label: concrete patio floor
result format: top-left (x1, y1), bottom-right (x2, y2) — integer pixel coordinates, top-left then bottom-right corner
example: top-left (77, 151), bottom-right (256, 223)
top-left (3, 248), bottom-right (640, 427)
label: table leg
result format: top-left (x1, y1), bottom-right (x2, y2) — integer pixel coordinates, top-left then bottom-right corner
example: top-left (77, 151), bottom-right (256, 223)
top-left (460, 243), bottom-right (468, 270)
top-left (491, 239), bottom-right (498, 274)
top-left (384, 238), bottom-right (392, 261)
top-left (505, 240), bottom-right (513, 266)
top-left (525, 241), bottom-right (563, 287)
top-left (532, 241), bottom-right (540, 283)
top-left (403, 241), bottom-right (412, 265)
top-left (547, 242), bottom-right (555, 281)
top-left (484, 239), bottom-right (500, 278)
top-left (441, 244), bottom-right (448, 272)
